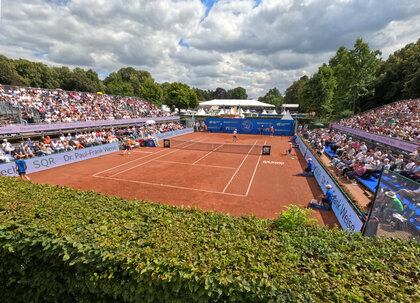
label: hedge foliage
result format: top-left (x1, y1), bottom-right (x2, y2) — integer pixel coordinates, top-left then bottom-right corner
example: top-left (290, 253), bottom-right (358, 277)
top-left (0, 177), bottom-right (419, 302)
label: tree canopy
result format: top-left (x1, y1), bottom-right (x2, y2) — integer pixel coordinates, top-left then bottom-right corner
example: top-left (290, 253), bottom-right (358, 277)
top-left (258, 88), bottom-right (283, 109)
top-left (164, 82), bottom-right (199, 112)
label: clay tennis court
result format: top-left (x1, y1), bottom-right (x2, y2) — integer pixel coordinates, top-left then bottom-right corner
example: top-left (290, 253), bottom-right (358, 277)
top-left (30, 132), bottom-right (339, 227)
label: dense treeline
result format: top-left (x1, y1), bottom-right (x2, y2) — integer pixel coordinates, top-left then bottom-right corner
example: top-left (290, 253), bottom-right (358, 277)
top-left (1, 37), bottom-right (419, 115)
top-left (284, 38), bottom-right (420, 117)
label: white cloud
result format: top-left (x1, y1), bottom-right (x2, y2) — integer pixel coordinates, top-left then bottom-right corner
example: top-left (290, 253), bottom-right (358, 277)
top-left (0, 0), bottom-right (419, 98)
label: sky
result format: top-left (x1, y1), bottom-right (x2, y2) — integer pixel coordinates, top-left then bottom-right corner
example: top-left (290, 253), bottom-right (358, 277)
top-left (0, 0), bottom-right (419, 99)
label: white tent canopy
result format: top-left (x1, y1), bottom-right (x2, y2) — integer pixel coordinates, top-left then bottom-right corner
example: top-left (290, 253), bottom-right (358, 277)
top-left (281, 111), bottom-right (294, 121)
top-left (197, 108), bottom-right (207, 115)
top-left (199, 99), bottom-right (275, 108)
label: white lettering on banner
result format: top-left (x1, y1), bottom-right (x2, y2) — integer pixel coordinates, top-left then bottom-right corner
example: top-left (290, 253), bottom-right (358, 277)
top-left (0, 143), bottom-right (119, 177)
top-left (296, 135), bottom-right (364, 232)
top-left (263, 161), bottom-right (284, 165)
top-left (155, 128), bottom-right (194, 141)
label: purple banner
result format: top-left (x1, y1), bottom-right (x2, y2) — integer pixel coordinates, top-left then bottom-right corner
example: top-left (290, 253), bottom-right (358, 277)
top-left (0, 116), bottom-right (180, 135)
top-left (332, 124), bottom-right (419, 153)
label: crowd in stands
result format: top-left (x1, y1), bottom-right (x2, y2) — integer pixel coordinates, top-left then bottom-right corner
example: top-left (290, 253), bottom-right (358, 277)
top-left (0, 121), bottom-right (184, 163)
top-left (338, 99), bottom-right (420, 143)
top-left (304, 128), bottom-right (420, 184)
top-left (0, 85), bottom-right (171, 124)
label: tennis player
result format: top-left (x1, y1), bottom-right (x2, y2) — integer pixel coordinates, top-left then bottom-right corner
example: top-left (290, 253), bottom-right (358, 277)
top-left (270, 126), bottom-right (274, 136)
top-left (233, 129), bottom-right (237, 142)
top-left (123, 138), bottom-right (134, 155)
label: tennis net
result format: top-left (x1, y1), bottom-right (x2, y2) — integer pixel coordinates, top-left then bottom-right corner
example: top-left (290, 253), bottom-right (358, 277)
top-left (164, 139), bottom-right (271, 155)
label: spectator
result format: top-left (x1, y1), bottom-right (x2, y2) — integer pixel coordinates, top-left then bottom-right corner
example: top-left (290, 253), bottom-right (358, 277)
top-left (0, 149), bottom-right (10, 163)
top-left (381, 191), bottom-right (404, 221)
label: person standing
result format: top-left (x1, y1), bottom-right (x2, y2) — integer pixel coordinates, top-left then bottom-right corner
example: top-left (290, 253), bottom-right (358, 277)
top-left (15, 155), bottom-right (30, 181)
top-left (288, 142), bottom-right (293, 155)
top-left (233, 129), bottom-right (237, 142)
top-left (123, 138), bottom-right (134, 155)
top-left (270, 125), bottom-right (274, 136)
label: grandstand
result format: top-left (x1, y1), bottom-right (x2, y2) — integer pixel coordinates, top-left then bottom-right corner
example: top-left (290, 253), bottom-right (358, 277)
top-left (300, 99), bottom-right (420, 239)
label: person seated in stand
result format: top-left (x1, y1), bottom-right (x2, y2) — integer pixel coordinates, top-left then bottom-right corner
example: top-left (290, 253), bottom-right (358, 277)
top-left (381, 191), bottom-right (404, 221)
top-left (346, 161), bottom-right (367, 183)
top-left (316, 184), bottom-right (333, 209)
top-left (396, 187), bottom-right (420, 204)
top-left (304, 158), bottom-right (313, 174)
top-left (0, 148), bottom-right (10, 163)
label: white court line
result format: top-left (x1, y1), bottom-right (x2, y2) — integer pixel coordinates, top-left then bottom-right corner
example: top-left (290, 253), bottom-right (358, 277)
top-left (109, 137), bottom-right (208, 178)
top-left (94, 175), bottom-right (246, 197)
top-left (93, 147), bottom-right (171, 177)
top-left (192, 142), bottom-right (226, 165)
top-left (222, 140), bottom-right (257, 193)
top-left (132, 150), bottom-right (153, 153)
top-left (245, 140), bottom-right (266, 196)
top-left (93, 136), bottom-right (205, 177)
top-left (153, 159), bottom-right (236, 170)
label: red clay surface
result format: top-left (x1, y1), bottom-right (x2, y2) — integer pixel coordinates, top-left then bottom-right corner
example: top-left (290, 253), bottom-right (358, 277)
top-left (30, 132), bottom-right (339, 228)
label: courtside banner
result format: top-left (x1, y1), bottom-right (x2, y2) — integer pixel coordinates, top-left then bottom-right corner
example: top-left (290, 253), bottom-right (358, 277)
top-left (0, 116), bottom-right (180, 135)
top-left (206, 118), bottom-right (294, 136)
top-left (331, 123), bottom-right (418, 153)
top-left (155, 128), bottom-right (194, 141)
top-left (296, 135), bottom-right (364, 232)
top-left (0, 143), bottom-right (119, 177)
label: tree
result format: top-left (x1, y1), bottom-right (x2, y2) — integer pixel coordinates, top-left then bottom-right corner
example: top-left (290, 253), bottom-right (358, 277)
top-left (316, 65), bottom-right (337, 115)
top-left (139, 78), bottom-right (163, 105)
top-left (258, 88), bottom-right (283, 109)
top-left (211, 87), bottom-right (229, 99)
top-left (284, 76), bottom-right (308, 104)
top-left (61, 68), bottom-right (101, 92)
top-left (347, 38), bottom-right (381, 113)
top-left (104, 74), bottom-right (134, 96)
top-left (164, 82), bottom-right (198, 112)
top-left (228, 87), bottom-right (248, 99)
top-left (193, 87), bottom-right (212, 101)
top-left (329, 46), bottom-right (352, 113)
top-left (373, 38), bottom-right (420, 105)
top-left (0, 55), bottom-right (25, 85)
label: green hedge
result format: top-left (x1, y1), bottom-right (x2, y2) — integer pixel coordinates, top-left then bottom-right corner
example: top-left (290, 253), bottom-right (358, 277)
top-left (0, 177), bottom-right (419, 302)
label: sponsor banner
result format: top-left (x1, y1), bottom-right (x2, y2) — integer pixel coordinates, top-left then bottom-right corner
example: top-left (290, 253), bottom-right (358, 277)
top-left (296, 135), bottom-right (364, 232)
top-left (0, 143), bottom-right (119, 177)
top-left (0, 116), bottom-right (180, 135)
top-left (155, 128), bottom-right (194, 141)
top-left (206, 118), bottom-right (294, 136)
top-left (331, 123), bottom-right (418, 153)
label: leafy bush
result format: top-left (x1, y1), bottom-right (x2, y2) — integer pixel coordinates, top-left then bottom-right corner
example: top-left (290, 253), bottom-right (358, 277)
top-left (0, 177), bottom-right (419, 302)
top-left (272, 205), bottom-right (316, 231)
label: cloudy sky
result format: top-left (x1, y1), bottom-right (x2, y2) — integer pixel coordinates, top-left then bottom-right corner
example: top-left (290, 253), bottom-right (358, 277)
top-left (1, 0), bottom-right (420, 98)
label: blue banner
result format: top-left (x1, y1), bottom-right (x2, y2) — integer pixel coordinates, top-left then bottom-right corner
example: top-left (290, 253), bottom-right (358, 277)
top-left (206, 118), bottom-right (294, 136)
